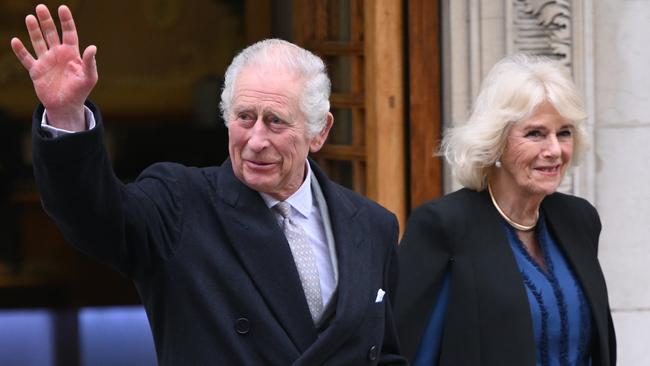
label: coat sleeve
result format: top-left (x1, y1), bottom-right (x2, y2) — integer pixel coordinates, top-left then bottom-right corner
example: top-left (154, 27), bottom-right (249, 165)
top-left (32, 102), bottom-right (186, 279)
top-left (394, 201), bottom-right (453, 361)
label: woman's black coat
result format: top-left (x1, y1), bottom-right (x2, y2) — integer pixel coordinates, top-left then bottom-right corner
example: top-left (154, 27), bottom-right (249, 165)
top-left (395, 188), bottom-right (616, 365)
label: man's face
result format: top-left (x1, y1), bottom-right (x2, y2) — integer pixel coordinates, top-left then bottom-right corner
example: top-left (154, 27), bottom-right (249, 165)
top-left (228, 65), bottom-right (332, 201)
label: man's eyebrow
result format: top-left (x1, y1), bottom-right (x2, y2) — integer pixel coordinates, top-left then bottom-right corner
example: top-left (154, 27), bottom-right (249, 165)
top-left (262, 108), bottom-right (292, 119)
top-left (233, 105), bottom-right (254, 113)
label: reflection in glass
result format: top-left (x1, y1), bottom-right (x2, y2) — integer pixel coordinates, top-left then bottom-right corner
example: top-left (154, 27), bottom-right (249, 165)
top-left (0, 309), bottom-right (54, 366)
top-left (79, 306), bottom-right (156, 366)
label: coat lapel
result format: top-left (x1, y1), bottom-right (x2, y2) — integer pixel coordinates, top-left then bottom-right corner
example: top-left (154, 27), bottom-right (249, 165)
top-left (470, 189), bottom-right (534, 312)
top-left (541, 195), bottom-right (612, 364)
top-left (293, 161), bottom-right (372, 364)
top-left (207, 160), bottom-right (317, 352)
top-left (460, 190), bottom-right (537, 364)
top-left (542, 198), bottom-right (597, 298)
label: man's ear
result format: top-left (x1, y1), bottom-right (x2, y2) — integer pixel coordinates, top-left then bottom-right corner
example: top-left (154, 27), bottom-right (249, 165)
top-left (309, 112), bottom-right (333, 153)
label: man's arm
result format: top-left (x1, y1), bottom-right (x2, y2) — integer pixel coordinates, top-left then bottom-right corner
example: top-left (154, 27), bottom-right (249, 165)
top-left (11, 4), bottom-right (97, 131)
top-left (14, 6), bottom-right (186, 279)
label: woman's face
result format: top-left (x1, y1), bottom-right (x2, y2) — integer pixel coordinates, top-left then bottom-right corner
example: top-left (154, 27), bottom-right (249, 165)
top-left (495, 102), bottom-right (575, 199)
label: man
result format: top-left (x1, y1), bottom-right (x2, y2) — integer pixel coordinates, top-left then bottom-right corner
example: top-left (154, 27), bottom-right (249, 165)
top-left (11, 4), bottom-right (406, 365)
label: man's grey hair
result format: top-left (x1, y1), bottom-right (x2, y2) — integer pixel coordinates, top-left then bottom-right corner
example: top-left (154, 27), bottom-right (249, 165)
top-left (441, 53), bottom-right (589, 191)
top-left (220, 39), bottom-right (331, 137)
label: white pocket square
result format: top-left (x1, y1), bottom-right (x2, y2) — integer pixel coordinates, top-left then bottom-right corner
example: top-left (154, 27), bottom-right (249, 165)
top-left (375, 288), bottom-right (386, 303)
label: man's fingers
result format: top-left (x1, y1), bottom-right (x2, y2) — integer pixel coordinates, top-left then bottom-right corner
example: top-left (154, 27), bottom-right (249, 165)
top-left (10, 37), bottom-right (35, 71)
top-left (82, 45), bottom-right (98, 83)
top-left (58, 5), bottom-right (79, 50)
top-left (35, 4), bottom-right (61, 49)
top-left (25, 14), bottom-right (48, 57)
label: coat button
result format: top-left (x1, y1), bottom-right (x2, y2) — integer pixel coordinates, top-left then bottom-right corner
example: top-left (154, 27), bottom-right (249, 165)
top-left (235, 318), bottom-right (250, 335)
top-left (367, 345), bottom-right (378, 361)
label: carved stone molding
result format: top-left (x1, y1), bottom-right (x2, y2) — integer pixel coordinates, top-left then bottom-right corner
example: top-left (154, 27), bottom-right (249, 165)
top-left (509, 0), bottom-right (572, 67)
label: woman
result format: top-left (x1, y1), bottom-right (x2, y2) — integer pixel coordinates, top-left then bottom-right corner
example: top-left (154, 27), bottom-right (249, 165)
top-left (395, 54), bottom-right (616, 366)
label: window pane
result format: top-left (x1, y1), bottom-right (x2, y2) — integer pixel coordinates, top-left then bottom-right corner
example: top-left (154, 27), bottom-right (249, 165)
top-left (325, 56), bottom-right (353, 93)
top-left (328, 108), bottom-right (353, 145)
top-left (327, 0), bottom-right (351, 41)
top-left (326, 159), bottom-right (353, 189)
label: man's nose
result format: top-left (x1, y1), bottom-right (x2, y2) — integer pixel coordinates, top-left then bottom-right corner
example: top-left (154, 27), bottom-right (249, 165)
top-left (247, 118), bottom-right (269, 151)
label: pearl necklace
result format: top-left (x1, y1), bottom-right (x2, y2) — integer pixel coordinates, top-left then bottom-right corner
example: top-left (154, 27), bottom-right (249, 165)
top-left (487, 183), bottom-right (538, 232)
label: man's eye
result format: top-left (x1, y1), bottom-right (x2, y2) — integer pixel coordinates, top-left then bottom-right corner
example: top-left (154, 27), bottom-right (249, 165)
top-left (238, 113), bottom-right (254, 121)
top-left (267, 115), bottom-right (283, 124)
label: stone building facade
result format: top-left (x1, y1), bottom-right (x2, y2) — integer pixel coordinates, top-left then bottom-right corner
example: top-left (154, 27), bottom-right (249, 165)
top-left (441, 1), bottom-right (650, 364)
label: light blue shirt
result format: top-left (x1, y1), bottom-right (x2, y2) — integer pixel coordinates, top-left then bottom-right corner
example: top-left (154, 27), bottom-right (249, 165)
top-left (259, 164), bottom-right (337, 308)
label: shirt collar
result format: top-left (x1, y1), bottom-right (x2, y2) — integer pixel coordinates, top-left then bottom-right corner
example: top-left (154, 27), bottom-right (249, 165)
top-left (259, 161), bottom-right (313, 219)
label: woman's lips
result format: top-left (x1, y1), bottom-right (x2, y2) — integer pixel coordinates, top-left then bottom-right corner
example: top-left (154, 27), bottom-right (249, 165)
top-left (535, 164), bottom-right (561, 175)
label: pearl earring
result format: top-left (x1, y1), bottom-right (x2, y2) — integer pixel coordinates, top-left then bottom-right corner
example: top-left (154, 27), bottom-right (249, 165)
top-left (495, 159), bottom-right (502, 168)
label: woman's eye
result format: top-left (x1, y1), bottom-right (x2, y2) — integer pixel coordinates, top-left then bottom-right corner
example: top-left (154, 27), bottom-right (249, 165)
top-left (558, 129), bottom-right (572, 138)
top-left (525, 130), bottom-right (543, 138)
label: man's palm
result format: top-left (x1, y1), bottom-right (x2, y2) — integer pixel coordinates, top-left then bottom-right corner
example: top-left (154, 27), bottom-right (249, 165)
top-left (10, 4), bottom-right (97, 129)
top-left (29, 43), bottom-right (93, 110)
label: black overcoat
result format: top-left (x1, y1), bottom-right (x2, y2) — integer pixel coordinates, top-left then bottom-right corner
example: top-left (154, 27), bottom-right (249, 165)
top-left (32, 102), bottom-right (406, 366)
top-left (395, 188), bottom-right (616, 366)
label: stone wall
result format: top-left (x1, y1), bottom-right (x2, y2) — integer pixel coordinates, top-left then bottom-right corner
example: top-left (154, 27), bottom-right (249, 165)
top-left (594, 1), bottom-right (650, 364)
top-left (441, 1), bottom-right (649, 363)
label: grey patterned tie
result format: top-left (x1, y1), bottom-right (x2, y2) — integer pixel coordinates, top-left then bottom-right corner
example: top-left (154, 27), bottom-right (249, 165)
top-left (274, 201), bottom-right (323, 322)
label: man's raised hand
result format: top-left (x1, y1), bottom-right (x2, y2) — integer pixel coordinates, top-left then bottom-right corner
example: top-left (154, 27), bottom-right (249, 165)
top-left (10, 4), bottom-right (98, 131)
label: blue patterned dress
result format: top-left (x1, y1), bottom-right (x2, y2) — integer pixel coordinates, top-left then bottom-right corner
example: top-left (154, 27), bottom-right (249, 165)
top-left (504, 215), bottom-right (593, 366)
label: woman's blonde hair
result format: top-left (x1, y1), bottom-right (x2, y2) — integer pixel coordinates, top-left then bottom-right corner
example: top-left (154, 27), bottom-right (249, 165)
top-left (441, 54), bottom-right (588, 190)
